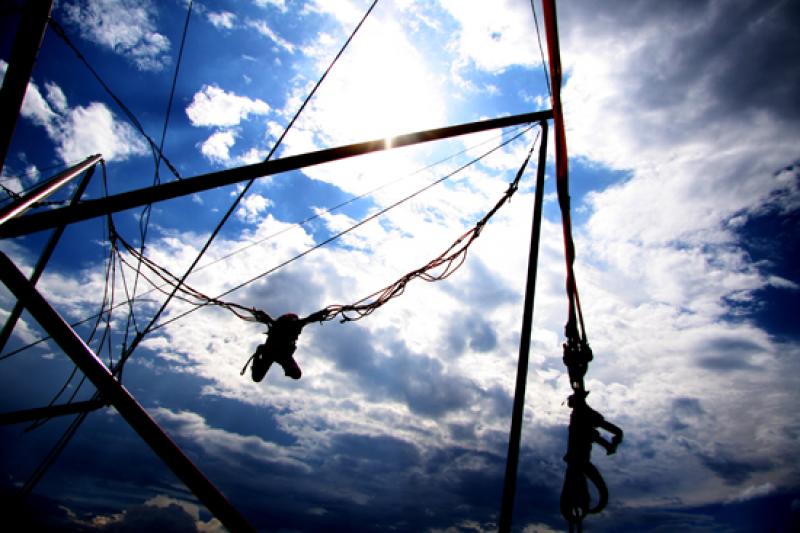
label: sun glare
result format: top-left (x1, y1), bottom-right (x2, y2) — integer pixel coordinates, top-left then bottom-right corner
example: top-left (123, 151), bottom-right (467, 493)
top-left (314, 21), bottom-right (448, 145)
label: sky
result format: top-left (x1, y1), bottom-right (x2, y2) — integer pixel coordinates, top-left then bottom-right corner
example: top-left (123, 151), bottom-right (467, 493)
top-left (1, 0), bottom-right (799, 531)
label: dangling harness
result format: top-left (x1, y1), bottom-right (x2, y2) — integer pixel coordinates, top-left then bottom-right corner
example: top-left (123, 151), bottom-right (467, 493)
top-left (539, 1), bottom-right (624, 530)
top-left (559, 389), bottom-right (623, 531)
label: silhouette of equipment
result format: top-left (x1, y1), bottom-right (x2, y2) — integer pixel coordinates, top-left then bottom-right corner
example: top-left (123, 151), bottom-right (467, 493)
top-left (559, 337), bottom-right (623, 533)
top-left (562, 335), bottom-right (593, 392)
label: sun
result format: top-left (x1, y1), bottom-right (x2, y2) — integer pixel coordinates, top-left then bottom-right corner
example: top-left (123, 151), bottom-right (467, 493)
top-left (311, 19), bottom-right (448, 145)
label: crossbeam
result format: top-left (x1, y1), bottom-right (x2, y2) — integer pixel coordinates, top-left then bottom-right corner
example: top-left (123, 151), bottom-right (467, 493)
top-left (0, 251), bottom-right (255, 533)
top-left (0, 110), bottom-right (552, 239)
top-left (0, 399), bottom-right (107, 426)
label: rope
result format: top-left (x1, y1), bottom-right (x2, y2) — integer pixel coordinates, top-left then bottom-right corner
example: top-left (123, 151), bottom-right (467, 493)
top-left (110, 0), bottom-right (381, 377)
top-left (320, 128), bottom-right (542, 323)
top-left (92, 125), bottom-right (535, 335)
top-left (145, 124), bottom-right (537, 332)
top-left (538, 3), bottom-right (623, 531)
top-left (47, 19), bottom-right (182, 181)
top-left (122, 0), bottom-right (194, 352)
top-left (0, 125), bottom-right (526, 361)
top-left (540, 0), bottom-right (585, 343)
top-left (530, 0), bottom-right (552, 97)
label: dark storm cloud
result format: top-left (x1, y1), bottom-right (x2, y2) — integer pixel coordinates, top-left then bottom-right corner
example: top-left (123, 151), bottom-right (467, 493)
top-left (441, 256), bottom-right (520, 310)
top-left (695, 335), bottom-right (763, 372)
top-left (445, 310), bottom-right (499, 355)
top-left (698, 453), bottom-right (772, 485)
top-left (242, 263), bottom-right (328, 316)
top-left (563, 0), bottom-right (800, 121)
top-left (326, 433), bottom-right (422, 474)
top-left (670, 396), bottom-right (707, 431)
top-left (320, 323), bottom-right (479, 417)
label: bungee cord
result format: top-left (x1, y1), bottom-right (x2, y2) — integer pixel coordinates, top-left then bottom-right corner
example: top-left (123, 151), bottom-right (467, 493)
top-left (122, 0), bottom-right (194, 354)
top-left (135, 124), bottom-right (540, 334)
top-left (108, 125), bottom-right (542, 381)
top-left (109, 0), bottom-right (382, 379)
top-left (0, 124), bottom-right (529, 361)
top-left (2, 2), bottom-right (563, 516)
top-left (539, 1), bottom-right (622, 530)
top-left (47, 19), bottom-right (182, 182)
top-left (320, 128), bottom-right (542, 323)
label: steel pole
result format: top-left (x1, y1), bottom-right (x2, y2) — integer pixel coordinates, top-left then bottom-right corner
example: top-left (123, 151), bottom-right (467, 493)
top-left (0, 399), bottom-right (106, 426)
top-left (0, 0), bottom-right (54, 175)
top-left (498, 120), bottom-right (549, 533)
top-left (0, 154), bottom-right (101, 226)
top-left (0, 252), bottom-right (255, 533)
top-left (0, 110), bottom-right (553, 238)
top-left (0, 163), bottom-right (97, 354)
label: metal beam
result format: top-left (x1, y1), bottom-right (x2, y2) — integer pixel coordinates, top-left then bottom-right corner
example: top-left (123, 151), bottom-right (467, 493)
top-left (0, 163), bottom-right (97, 354)
top-left (0, 110), bottom-right (553, 239)
top-left (0, 399), bottom-right (106, 426)
top-left (498, 120), bottom-right (549, 533)
top-left (0, 252), bottom-right (255, 533)
top-left (0, 0), bottom-right (54, 175)
top-left (0, 154), bottom-right (102, 227)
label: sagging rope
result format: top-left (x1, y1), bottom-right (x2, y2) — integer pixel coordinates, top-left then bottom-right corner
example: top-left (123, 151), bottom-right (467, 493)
top-left (113, 129), bottom-right (541, 382)
top-left (320, 131), bottom-right (538, 323)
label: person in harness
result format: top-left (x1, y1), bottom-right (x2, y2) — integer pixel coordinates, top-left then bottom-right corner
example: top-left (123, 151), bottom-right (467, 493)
top-left (242, 309), bottom-right (327, 382)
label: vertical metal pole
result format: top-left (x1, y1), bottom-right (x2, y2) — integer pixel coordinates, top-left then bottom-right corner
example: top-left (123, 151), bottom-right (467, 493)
top-left (498, 120), bottom-right (549, 533)
top-left (0, 0), bottom-right (54, 175)
top-left (0, 162), bottom-right (97, 354)
top-left (0, 252), bottom-right (255, 533)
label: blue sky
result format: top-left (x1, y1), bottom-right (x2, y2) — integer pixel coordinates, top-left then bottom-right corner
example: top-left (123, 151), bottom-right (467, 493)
top-left (1, 1), bottom-right (799, 531)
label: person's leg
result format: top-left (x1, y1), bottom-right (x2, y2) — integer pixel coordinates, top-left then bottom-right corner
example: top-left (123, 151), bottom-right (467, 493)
top-left (251, 345), bottom-right (273, 382)
top-left (277, 356), bottom-right (302, 379)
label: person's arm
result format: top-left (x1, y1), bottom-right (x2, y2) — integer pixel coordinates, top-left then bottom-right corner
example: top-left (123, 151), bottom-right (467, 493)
top-left (253, 309), bottom-right (274, 325)
top-left (300, 309), bottom-right (328, 326)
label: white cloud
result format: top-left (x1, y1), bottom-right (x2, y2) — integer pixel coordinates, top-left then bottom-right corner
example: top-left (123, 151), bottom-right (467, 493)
top-left (236, 193), bottom-right (273, 224)
top-left (440, 0), bottom-right (541, 73)
top-left (199, 130), bottom-right (237, 163)
top-left (151, 407), bottom-right (312, 472)
top-left (44, 82), bottom-right (68, 114)
top-left (303, 0), bottom-right (365, 26)
top-left (0, 61), bottom-right (147, 164)
top-left (253, 0), bottom-right (287, 12)
top-left (245, 18), bottom-right (295, 53)
top-left (0, 59), bottom-right (59, 132)
top-left (64, 493), bottom-right (226, 532)
top-left (198, 130), bottom-right (270, 166)
top-left (186, 85), bottom-right (270, 127)
top-left (207, 10), bottom-right (236, 30)
top-left (276, 15), bottom-right (449, 195)
top-left (62, 0), bottom-right (171, 71)
top-left (57, 102), bottom-right (149, 163)
top-left (726, 482), bottom-right (776, 503)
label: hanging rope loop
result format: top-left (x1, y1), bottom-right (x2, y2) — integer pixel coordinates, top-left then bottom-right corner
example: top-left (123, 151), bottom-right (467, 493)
top-left (560, 391), bottom-right (623, 530)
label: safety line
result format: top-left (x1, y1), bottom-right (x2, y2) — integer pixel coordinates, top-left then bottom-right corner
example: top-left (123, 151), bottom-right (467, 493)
top-left (111, 0), bottom-right (381, 376)
top-left (0, 124), bottom-right (524, 361)
top-left (147, 124), bottom-right (537, 332)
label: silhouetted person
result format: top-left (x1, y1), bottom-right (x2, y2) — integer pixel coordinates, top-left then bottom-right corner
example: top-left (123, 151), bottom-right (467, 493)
top-left (560, 390), bottom-right (623, 532)
top-left (245, 310), bottom-right (326, 382)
